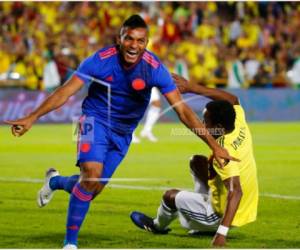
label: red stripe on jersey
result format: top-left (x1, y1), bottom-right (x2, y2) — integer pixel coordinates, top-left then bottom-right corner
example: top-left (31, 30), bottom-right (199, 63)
top-left (99, 47), bottom-right (116, 56)
top-left (99, 47), bottom-right (117, 59)
top-left (142, 52), bottom-right (159, 68)
top-left (143, 52), bottom-right (159, 67)
top-left (100, 50), bottom-right (117, 59)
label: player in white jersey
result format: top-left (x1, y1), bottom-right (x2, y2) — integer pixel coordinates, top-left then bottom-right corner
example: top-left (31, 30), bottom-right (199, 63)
top-left (132, 87), bottom-right (161, 143)
top-left (130, 74), bottom-right (258, 247)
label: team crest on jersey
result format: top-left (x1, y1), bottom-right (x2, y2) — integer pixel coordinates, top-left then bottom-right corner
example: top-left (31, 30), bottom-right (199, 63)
top-left (105, 75), bottom-right (113, 82)
top-left (80, 143), bottom-right (91, 153)
top-left (132, 78), bottom-right (146, 90)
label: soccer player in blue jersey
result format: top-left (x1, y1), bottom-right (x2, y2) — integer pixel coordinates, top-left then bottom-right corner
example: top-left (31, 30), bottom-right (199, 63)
top-left (5, 15), bottom-right (237, 249)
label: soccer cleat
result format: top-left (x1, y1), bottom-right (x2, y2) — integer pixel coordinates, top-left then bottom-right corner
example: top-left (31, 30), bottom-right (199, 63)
top-left (63, 244), bottom-right (77, 249)
top-left (37, 168), bottom-right (60, 208)
top-left (140, 131), bottom-right (158, 142)
top-left (130, 211), bottom-right (171, 234)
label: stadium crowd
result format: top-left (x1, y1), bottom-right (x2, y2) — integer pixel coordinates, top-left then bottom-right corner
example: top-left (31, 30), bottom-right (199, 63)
top-left (1, 2), bottom-right (300, 90)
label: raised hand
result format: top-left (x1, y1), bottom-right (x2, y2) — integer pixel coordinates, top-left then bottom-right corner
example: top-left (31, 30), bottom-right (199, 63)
top-left (171, 73), bottom-right (191, 93)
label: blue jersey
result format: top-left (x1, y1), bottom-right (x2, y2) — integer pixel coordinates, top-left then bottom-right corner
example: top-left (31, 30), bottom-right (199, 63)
top-left (75, 45), bottom-right (176, 134)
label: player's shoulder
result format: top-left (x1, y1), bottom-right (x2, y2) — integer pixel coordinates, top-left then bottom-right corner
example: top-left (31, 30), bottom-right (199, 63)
top-left (142, 49), bottom-right (161, 69)
top-left (233, 104), bottom-right (247, 125)
top-left (233, 104), bottom-right (245, 115)
top-left (97, 45), bottom-right (118, 61)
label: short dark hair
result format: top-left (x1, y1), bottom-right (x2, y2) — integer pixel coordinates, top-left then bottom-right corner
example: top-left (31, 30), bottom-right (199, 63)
top-left (121, 14), bottom-right (148, 30)
top-left (206, 100), bottom-right (236, 132)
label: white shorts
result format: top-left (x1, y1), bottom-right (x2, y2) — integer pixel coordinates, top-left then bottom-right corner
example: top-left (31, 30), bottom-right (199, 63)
top-left (175, 191), bottom-right (220, 231)
top-left (150, 87), bottom-right (160, 102)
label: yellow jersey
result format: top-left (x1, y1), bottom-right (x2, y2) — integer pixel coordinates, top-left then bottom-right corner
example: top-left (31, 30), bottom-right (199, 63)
top-left (208, 105), bottom-right (258, 227)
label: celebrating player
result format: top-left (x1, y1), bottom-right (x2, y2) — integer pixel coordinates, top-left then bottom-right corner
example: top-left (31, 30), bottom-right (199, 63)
top-left (5, 15), bottom-right (237, 249)
top-left (131, 74), bottom-right (258, 247)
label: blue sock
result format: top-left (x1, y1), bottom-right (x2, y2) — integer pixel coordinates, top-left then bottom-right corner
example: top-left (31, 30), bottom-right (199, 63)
top-left (65, 183), bottom-right (93, 246)
top-left (49, 175), bottom-right (79, 193)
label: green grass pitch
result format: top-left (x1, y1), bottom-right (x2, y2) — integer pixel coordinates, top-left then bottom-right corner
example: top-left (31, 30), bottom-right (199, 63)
top-left (0, 122), bottom-right (300, 248)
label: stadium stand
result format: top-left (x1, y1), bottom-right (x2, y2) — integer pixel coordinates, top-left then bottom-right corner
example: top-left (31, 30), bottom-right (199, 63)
top-left (0, 2), bottom-right (300, 90)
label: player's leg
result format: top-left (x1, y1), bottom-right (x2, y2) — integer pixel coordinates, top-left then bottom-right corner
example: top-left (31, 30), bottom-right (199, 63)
top-left (130, 189), bottom-right (179, 234)
top-left (99, 131), bottom-right (132, 187)
top-left (189, 155), bottom-right (209, 194)
top-left (174, 191), bottom-right (220, 232)
top-left (140, 87), bottom-right (161, 142)
top-left (64, 161), bottom-right (105, 248)
top-left (64, 117), bottom-right (109, 248)
top-left (49, 174), bottom-right (80, 193)
top-left (152, 189), bottom-right (180, 230)
top-left (64, 135), bottom-right (128, 248)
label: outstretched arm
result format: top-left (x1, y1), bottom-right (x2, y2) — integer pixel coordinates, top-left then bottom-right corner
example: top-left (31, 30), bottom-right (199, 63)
top-left (212, 176), bottom-right (243, 247)
top-left (164, 89), bottom-right (239, 167)
top-left (5, 75), bottom-right (84, 136)
top-left (172, 73), bottom-right (239, 105)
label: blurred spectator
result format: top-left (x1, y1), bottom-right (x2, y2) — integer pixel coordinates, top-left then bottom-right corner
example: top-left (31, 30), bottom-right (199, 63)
top-left (251, 64), bottom-right (272, 88)
top-left (229, 17), bottom-right (242, 42)
top-left (273, 64), bottom-right (290, 88)
top-left (43, 49), bottom-right (60, 92)
top-left (244, 49), bottom-right (261, 81)
top-left (174, 53), bottom-right (189, 80)
top-left (288, 47), bottom-right (300, 88)
top-left (213, 55), bottom-right (228, 87)
top-left (161, 13), bottom-right (180, 44)
top-left (173, 2), bottom-right (192, 39)
top-left (227, 46), bottom-right (246, 88)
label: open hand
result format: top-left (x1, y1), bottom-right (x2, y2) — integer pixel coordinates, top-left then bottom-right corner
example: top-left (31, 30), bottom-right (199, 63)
top-left (213, 146), bottom-right (240, 168)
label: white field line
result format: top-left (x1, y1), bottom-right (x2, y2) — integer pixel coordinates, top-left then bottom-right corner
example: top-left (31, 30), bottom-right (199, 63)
top-left (0, 177), bottom-right (300, 201)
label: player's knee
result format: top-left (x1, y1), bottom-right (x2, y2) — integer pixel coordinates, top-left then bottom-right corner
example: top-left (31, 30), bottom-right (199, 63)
top-left (163, 189), bottom-right (180, 209)
top-left (79, 178), bottom-right (104, 194)
top-left (79, 162), bottom-right (104, 194)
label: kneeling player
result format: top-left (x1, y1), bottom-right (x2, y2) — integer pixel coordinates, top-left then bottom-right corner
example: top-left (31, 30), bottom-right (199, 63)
top-left (130, 74), bottom-right (258, 247)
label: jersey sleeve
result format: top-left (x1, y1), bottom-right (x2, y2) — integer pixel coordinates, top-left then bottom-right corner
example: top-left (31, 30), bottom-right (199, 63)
top-left (153, 63), bottom-right (177, 95)
top-left (74, 52), bottom-right (100, 84)
top-left (213, 159), bottom-right (240, 181)
top-left (234, 105), bottom-right (246, 125)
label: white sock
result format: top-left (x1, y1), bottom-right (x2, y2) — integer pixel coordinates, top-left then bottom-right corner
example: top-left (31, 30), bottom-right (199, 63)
top-left (153, 200), bottom-right (178, 230)
top-left (142, 106), bottom-right (161, 134)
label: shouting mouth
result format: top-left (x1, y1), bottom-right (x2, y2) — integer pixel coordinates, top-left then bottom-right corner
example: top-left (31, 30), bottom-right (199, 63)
top-left (125, 50), bottom-right (139, 61)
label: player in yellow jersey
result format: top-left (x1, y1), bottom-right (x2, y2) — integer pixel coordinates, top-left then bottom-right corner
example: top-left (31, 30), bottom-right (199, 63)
top-left (130, 74), bottom-right (258, 247)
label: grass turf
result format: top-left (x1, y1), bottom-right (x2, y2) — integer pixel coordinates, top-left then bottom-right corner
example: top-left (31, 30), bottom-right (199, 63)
top-left (0, 122), bottom-right (300, 248)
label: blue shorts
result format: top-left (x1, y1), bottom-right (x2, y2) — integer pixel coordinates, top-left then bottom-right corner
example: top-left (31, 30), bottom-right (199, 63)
top-left (76, 115), bottom-right (132, 185)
